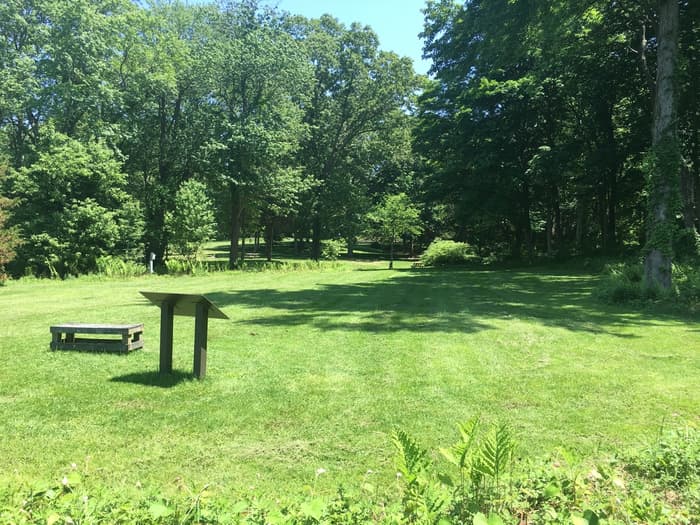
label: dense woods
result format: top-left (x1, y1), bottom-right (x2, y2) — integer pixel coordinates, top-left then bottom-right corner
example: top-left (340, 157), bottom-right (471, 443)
top-left (0, 0), bottom-right (698, 287)
top-left (418, 0), bottom-right (698, 288)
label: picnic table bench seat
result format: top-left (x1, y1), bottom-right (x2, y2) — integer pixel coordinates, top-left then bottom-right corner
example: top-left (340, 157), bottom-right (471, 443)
top-left (50, 323), bottom-right (143, 353)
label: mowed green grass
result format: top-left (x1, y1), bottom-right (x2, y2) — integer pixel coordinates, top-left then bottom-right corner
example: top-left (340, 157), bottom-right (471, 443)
top-left (0, 262), bottom-right (698, 496)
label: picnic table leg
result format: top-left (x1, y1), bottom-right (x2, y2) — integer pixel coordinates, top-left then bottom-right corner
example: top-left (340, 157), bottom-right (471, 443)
top-left (193, 301), bottom-right (209, 379)
top-left (160, 301), bottom-right (174, 374)
top-left (51, 331), bottom-right (61, 350)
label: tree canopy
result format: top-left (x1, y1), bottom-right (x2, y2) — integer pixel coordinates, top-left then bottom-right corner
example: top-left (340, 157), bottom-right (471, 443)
top-left (0, 0), bottom-right (697, 281)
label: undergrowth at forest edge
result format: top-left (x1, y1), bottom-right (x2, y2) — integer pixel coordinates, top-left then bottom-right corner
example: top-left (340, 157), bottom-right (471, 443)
top-left (596, 261), bottom-right (700, 310)
top-left (3, 422), bottom-right (698, 524)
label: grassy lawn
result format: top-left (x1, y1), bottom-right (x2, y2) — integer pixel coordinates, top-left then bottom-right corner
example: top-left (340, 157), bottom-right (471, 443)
top-left (0, 261), bottom-right (698, 497)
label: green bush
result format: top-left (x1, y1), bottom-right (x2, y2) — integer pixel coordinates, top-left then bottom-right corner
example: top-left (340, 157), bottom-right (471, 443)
top-left (673, 263), bottom-right (700, 306)
top-left (321, 239), bottom-right (344, 261)
top-left (7, 130), bottom-right (144, 277)
top-left (418, 239), bottom-right (479, 267)
top-left (596, 261), bottom-right (700, 309)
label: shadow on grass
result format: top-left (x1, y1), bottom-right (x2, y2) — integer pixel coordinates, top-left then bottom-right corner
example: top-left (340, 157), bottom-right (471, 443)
top-left (110, 370), bottom-right (192, 388)
top-left (207, 267), bottom-right (692, 336)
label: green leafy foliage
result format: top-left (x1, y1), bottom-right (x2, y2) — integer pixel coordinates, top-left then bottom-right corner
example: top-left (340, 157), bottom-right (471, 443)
top-left (417, 0), bottom-right (698, 268)
top-left (418, 239), bottom-right (479, 267)
top-left (596, 261), bottom-right (700, 309)
top-left (7, 130), bottom-right (144, 276)
top-left (321, 239), bottom-right (344, 261)
top-left (367, 193), bottom-right (422, 268)
top-left (392, 429), bottom-right (449, 524)
top-left (289, 13), bottom-right (418, 259)
top-left (0, 193), bottom-right (21, 283)
top-left (165, 179), bottom-right (216, 264)
top-left (95, 256), bottom-right (147, 278)
top-left (628, 425), bottom-right (700, 490)
top-left (2, 421), bottom-right (696, 523)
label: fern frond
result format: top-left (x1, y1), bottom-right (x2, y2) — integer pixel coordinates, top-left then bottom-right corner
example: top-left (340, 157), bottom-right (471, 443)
top-left (392, 429), bottom-right (428, 480)
top-left (456, 416), bottom-right (481, 469)
top-left (440, 416), bottom-right (481, 469)
top-left (476, 423), bottom-right (514, 482)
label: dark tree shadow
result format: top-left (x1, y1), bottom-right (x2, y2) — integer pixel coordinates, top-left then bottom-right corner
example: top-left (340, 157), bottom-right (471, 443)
top-left (110, 370), bottom-right (192, 388)
top-left (206, 267), bottom-right (694, 336)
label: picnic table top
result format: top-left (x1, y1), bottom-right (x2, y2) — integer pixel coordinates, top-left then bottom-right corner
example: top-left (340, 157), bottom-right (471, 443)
top-left (50, 323), bottom-right (143, 334)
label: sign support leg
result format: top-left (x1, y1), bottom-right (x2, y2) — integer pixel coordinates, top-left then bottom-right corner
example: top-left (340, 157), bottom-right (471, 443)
top-left (193, 302), bottom-right (209, 379)
top-left (159, 301), bottom-right (174, 374)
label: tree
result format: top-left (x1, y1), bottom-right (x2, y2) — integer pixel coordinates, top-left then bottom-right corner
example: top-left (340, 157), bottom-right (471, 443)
top-left (165, 179), bottom-right (216, 264)
top-left (416, 0), bottom-right (689, 262)
top-left (367, 193), bottom-right (422, 269)
top-left (290, 15), bottom-right (418, 260)
top-left (112, 1), bottom-right (215, 263)
top-left (0, 192), bottom-right (21, 282)
top-left (207, 2), bottom-right (311, 268)
top-left (643, 0), bottom-right (681, 290)
top-left (7, 129), bottom-right (144, 276)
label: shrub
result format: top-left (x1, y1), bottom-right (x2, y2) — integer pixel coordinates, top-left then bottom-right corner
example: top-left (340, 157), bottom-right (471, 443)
top-left (674, 228), bottom-right (700, 261)
top-left (673, 263), bottom-right (700, 307)
top-left (321, 239), bottom-right (344, 260)
top-left (0, 195), bottom-right (22, 283)
top-left (95, 256), bottom-right (147, 278)
top-left (418, 239), bottom-right (479, 267)
top-left (7, 130), bottom-right (144, 277)
top-left (596, 261), bottom-right (700, 309)
top-left (165, 258), bottom-right (207, 275)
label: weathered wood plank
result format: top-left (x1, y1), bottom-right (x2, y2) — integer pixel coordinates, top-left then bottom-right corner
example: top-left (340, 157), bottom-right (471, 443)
top-left (50, 323), bottom-right (143, 335)
top-left (49, 323), bottom-right (144, 353)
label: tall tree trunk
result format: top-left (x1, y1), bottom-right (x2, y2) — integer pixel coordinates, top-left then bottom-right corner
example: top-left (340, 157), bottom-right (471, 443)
top-left (694, 169), bottom-right (700, 232)
top-left (546, 211), bottom-right (554, 257)
top-left (644, 0), bottom-right (680, 290)
top-left (607, 174), bottom-right (617, 252)
top-left (554, 197), bottom-right (562, 248)
top-left (522, 183), bottom-right (534, 261)
top-left (597, 100), bottom-right (619, 254)
top-left (512, 223), bottom-right (523, 260)
top-left (311, 214), bottom-right (322, 261)
top-left (575, 198), bottom-right (585, 253)
top-left (346, 236), bottom-right (355, 257)
top-left (265, 220), bottom-right (273, 262)
top-left (228, 183), bottom-right (242, 269)
top-left (240, 212), bottom-right (246, 265)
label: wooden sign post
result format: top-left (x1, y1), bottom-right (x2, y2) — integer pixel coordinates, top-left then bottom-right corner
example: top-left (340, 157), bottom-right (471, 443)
top-left (140, 292), bottom-right (229, 379)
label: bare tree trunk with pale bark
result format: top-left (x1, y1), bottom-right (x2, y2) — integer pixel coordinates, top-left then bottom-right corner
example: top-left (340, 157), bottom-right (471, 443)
top-left (644, 0), bottom-right (680, 290)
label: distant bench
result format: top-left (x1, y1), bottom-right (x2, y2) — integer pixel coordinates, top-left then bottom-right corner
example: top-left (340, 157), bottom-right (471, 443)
top-left (50, 323), bottom-right (144, 353)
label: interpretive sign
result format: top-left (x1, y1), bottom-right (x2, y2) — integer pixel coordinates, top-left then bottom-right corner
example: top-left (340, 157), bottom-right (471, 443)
top-left (140, 292), bottom-right (229, 379)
